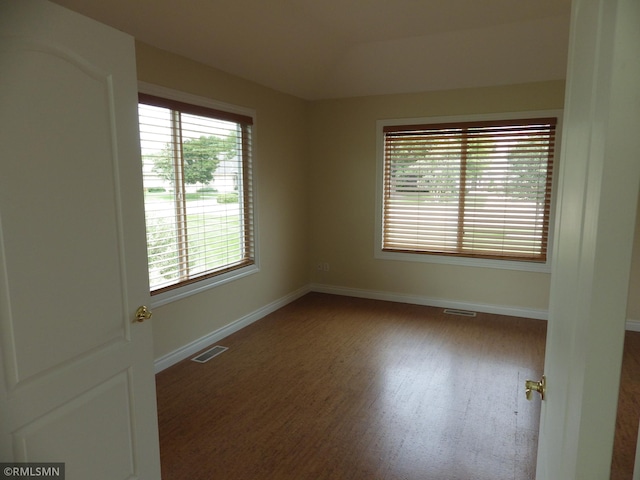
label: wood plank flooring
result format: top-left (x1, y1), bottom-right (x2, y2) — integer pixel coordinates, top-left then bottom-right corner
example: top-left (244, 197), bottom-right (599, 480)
top-left (612, 331), bottom-right (640, 480)
top-left (156, 293), bottom-right (549, 479)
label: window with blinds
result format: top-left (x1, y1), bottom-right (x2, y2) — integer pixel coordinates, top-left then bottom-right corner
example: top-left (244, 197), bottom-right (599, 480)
top-left (138, 93), bottom-right (255, 295)
top-left (381, 117), bottom-right (557, 263)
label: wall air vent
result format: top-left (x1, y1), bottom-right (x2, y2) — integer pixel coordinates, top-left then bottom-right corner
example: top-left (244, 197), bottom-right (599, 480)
top-left (191, 345), bottom-right (228, 363)
top-left (443, 308), bottom-right (477, 317)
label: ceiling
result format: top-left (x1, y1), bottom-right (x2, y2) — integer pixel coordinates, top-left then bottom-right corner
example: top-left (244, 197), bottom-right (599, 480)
top-left (52, 0), bottom-right (572, 100)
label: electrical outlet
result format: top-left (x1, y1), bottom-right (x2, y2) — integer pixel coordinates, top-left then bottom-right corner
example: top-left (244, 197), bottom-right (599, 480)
top-left (323, 262), bottom-right (330, 272)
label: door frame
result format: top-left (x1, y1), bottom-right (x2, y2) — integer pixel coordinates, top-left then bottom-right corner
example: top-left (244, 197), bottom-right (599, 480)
top-left (536, 0), bottom-right (640, 478)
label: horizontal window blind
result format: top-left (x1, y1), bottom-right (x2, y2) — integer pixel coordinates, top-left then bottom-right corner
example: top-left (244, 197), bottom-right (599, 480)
top-left (138, 94), bottom-right (254, 294)
top-left (382, 118), bottom-right (556, 262)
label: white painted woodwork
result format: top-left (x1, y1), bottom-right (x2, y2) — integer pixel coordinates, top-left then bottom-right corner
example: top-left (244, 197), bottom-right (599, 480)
top-left (0, 1), bottom-right (161, 478)
top-left (536, 0), bottom-right (640, 478)
top-left (635, 421), bottom-right (640, 480)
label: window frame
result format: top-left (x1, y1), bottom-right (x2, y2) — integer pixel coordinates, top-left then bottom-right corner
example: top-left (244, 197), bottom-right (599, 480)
top-left (375, 110), bottom-right (562, 273)
top-left (138, 82), bottom-right (259, 307)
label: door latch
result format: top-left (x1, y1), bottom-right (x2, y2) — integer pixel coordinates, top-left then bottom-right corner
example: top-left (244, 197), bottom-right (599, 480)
top-left (525, 375), bottom-right (546, 401)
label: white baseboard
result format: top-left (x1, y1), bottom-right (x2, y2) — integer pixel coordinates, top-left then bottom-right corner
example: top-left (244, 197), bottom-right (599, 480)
top-left (310, 284), bottom-right (640, 330)
top-left (154, 285), bottom-right (310, 373)
top-left (627, 319), bottom-right (640, 332)
top-left (309, 283), bottom-right (549, 320)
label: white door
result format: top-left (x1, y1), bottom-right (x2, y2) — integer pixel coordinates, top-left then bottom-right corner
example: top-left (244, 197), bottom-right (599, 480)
top-left (536, 0), bottom-right (640, 478)
top-left (0, 1), bottom-right (161, 478)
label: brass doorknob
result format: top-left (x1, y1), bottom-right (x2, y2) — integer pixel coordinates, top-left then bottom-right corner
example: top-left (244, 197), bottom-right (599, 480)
top-left (134, 305), bottom-right (153, 323)
top-left (525, 375), bottom-right (546, 401)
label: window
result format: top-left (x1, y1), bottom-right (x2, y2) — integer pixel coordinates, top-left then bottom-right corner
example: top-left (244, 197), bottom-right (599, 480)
top-left (378, 114), bottom-right (558, 268)
top-left (138, 90), bottom-right (256, 299)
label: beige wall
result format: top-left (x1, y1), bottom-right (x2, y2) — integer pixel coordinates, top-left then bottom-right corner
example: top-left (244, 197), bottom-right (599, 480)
top-left (307, 81), bottom-right (640, 320)
top-left (135, 42), bottom-right (310, 359)
top-left (135, 42), bottom-right (640, 360)
top-left (307, 81), bottom-right (565, 313)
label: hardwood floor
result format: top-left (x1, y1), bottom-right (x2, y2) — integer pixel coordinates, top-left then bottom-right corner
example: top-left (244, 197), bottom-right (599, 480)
top-left (156, 293), bottom-right (549, 479)
top-left (612, 331), bottom-right (640, 480)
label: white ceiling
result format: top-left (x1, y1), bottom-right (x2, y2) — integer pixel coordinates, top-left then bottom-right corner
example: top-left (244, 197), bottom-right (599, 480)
top-left (52, 0), bottom-right (572, 100)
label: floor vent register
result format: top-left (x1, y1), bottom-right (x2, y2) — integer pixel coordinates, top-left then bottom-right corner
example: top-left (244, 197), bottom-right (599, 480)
top-left (191, 345), bottom-right (228, 363)
top-left (443, 308), bottom-right (477, 317)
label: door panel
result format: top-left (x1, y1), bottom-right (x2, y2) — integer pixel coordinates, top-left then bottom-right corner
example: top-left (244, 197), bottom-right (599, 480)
top-left (0, 1), bottom-right (161, 477)
top-left (1, 39), bottom-right (127, 386)
top-left (14, 372), bottom-right (135, 477)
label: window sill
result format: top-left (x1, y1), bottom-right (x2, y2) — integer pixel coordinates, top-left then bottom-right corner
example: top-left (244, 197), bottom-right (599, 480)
top-left (375, 249), bottom-right (552, 273)
top-left (149, 263), bottom-right (260, 308)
